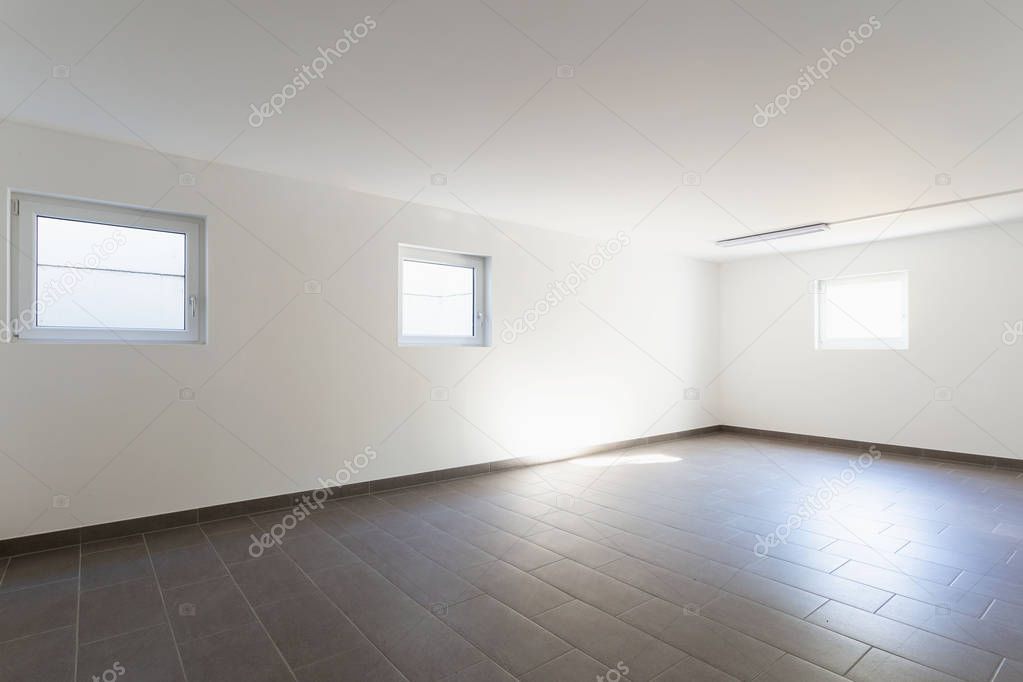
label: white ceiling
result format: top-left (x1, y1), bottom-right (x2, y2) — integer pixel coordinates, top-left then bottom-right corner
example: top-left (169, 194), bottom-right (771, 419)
top-left (3, 0), bottom-right (1023, 260)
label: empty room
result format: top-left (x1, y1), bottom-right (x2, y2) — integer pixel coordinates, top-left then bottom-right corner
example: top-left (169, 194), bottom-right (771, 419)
top-left (1, 1), bottom-right (1022, 681)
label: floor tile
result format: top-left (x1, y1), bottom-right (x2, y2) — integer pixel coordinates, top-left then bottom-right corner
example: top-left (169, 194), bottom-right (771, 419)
top-left (756, 541), bottom-right (848, 572)
top-left (821, 540), bottom-right (961, 584)
top-left (531, 558), bottom-right (651, 615)
top-left (985, 599), bottom-right (1023, 630)
top-left (207, 529), bottom-right (280, 564)
top-left (808, 599), bottom-right (1001, 681)
top-left (438, 659), bottom-right (517, 681)
top-left (747, 556), bottom-right (893, 611)
top-left (529, 509), bottom-right (619, 542)
top-left (251, 510), bottom-right (323, 538)
top-left (376, 613), bottom-right (485, 682)
top-left (279, 532), bottom-right (359, 572)
top-left (79, 578), bottom-right (165, 644)
top-left (255, 592), bottom-right (363, 668)
top-left (439, 594), bottom-right (571, 675)
top-left (144, 526), bottom-right (207, 554)
top-left (311, 507), bottom-right (376, 539)
top-left (76, 623), bottom-right (184, 682)
top-left (604, 532), bottom-right (737, 588)
top-left (597, 556), bottom-right (721, 609)
top-left (463, 530), bottom-right (562, 571)
top-left (879, 594), bottom-right (1023, 660)
top-left (721, 570), bottom-right (827, 618)
top-left (994, 659), bottom-right (1023, 682)
top-left (701, 593), bottom-right (867, 674)
top-left (528, 528), bottom-right (623, 568)
top-left (0, 547), bottom-right (79, 592)
top-left (0, 579), bottom-right (77, 643)
top-left (897, 542), bottom-right (1000, 573)
top-left (519, 649), bottom-right (618, 682)
top-left (403, 529), bottom-right (495, 573)
top-left (847, 648), bottom-right (960, 682)
top-left (753, 653), bottom-right (847, 682)
top-left (293, 640), bottom-right (406, 681)
top-left (619, 597), bottom-right (783, 681)
top-left (954, 571), bottom-right (1023, 605)
top-left (535, 600), bottom-right (687, 681)
top-left (341, 530), bottom-right (480, 608)
top-left (177, 622), bottom-right (293, 682)
top-left (832, 560), bottom-right (991, 616)
top-left (199, 516), bottom-right (260, 537)
top-left (464, 504), bottom-right (555, 538)
top-left (228, 554), bottom-right (316, 607)
top-left (81, 544), bottom-right (152, 590)
top-left (651, 656), bottom-right (739, 681)
top-left (0, 625), bottom-right (74, 682)
top-left (82, 535), bottom-right (143, 555)
top-left (2, 435), bottom-right (1023, 680)
top-left (151, 543), bottom-right (226, 590)
top-left (310, 562), bottom-right (428, 643)
top-left (458, 560), bottom-right (573, 617)
top-left (163, 575), bottom-right (255, 642)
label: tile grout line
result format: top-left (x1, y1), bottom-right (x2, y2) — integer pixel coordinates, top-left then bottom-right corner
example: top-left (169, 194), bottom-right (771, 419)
top-left (367, 482), bottom-right (778, 680)
top-left (425, 475), bottom-right (890, 628)
top-left (7, 436), bottom-right (1020, 681)
top-left (459, 476), bottom-right (1019, 673)
top-left (77, 621), bottom-right (170, 650)
top-left (802, 599), bottom-right (832, 622)
top-left (0, 623), bottom-right (75, 648)
top-left (268, 517), bottom-right (504, 681)
top-left (843, 645), bottom-right (873, 676)
top-left (197, 526), bottom-right (300, 682)
top-left (978, 597), bottom-right (997, 620)
top-left (316, 500), bottom-right (561, 680)
top-left (232, 510), bottom-right (410, 678)
top-left (141, 536), bottom-right (190, 682)
top-left (872, 592), bottom-right (897, 614)
top-left (467, 447), bottom-right (1023, 657)
top-left (517, 455), bottom-right (1015, 599)
top-left (0, 573), bottom-right (82, 596)
top-left (72, 546), bottom-right (82, 681)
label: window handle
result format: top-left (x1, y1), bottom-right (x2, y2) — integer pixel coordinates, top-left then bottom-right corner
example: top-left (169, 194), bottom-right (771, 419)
top-left (189, 295), bottom-right (197, 319)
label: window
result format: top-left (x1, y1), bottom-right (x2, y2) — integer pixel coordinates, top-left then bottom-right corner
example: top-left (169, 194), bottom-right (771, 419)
top-left (814, 271), bottom-right (908, 350)
top-left (9, 193), bottom-right (205, 343)
top-left (398, 245), bottom-right (488, 346)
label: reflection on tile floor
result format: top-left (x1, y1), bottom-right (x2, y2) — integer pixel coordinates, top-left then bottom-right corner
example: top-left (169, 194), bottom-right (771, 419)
top-left (2, 433), bottom-right (1022, 681)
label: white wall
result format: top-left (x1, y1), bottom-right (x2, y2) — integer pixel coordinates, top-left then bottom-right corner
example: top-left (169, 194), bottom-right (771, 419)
top-left (0, 123), bottom-right (719, 541)
top-left (718, 224), bottom-right (1023, 460)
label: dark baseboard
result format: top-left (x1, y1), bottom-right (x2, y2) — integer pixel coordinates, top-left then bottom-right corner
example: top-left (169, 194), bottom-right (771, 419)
top-left (720, 425), bottom-right (1023, 472)
top-left (0, 424), bottom-right (723, 557)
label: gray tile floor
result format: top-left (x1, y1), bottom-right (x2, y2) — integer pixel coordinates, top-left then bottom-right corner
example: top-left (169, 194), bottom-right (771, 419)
top-left (2, 433), bottom-right (1023, 681)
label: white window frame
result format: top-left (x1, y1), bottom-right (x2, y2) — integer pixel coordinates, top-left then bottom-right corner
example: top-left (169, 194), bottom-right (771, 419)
top-left (8, 192), bottom-right (206, 344)
top-left (814, 270), bottom-right (909, 350)
top-left (398, 244), bottom-right (489, 347)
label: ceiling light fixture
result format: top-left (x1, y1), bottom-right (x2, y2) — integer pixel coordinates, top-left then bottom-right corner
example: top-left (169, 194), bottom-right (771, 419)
top-left (715, 223), bottom-right (830, 247)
